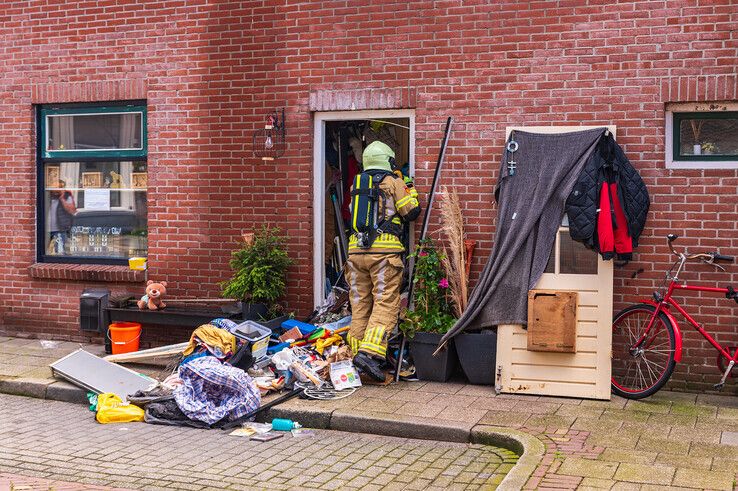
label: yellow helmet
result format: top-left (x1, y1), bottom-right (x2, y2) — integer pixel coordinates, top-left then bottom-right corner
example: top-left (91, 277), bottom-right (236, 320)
top-left (362, 141), bottom-right (395, 172)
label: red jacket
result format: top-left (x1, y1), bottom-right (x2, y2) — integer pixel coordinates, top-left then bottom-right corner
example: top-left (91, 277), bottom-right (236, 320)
top-left (597, 181), bottom-right (632, 261)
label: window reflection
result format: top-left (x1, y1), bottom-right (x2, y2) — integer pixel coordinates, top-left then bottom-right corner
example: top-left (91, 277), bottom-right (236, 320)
top-left (44, 162), bottom-right (147, 259)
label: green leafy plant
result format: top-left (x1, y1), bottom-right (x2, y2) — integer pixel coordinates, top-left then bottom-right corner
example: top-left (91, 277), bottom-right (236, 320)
top-left (221, 226), bottom-right (293, 310)
top-left (400, 238), bottom-right (456, 338)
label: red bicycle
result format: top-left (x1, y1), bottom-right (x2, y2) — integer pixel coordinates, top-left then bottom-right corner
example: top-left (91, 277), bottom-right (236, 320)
top-left (611, 234), bottom-right (737, 399)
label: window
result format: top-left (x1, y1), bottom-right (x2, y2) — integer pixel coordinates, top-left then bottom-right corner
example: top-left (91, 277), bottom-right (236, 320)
top-left (666, 104), bottom-right (738, 169)
top-left (37, 102), bottom-right (148, 264)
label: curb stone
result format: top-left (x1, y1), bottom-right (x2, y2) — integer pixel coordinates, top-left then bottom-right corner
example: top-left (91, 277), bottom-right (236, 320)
top-left (0, 377), bottom-right (55, 399)
top-left (471, 425), bottom-right (546, 490)
top-left (0, 377), bottom-right (544, 486)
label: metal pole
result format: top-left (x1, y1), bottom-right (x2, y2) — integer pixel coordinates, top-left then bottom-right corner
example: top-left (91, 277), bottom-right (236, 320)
top-left (394, 116), bottom-right (454, 382)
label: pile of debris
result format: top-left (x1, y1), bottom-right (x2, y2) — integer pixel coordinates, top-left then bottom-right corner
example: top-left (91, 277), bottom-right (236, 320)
top-left (50, 311), bottom-right (358, 438)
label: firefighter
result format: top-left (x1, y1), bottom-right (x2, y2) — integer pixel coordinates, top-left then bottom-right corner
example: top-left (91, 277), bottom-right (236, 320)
top-left (346, 141), bottom-right (421, 381)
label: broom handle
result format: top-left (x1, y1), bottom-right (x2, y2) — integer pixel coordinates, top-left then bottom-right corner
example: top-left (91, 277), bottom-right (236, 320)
top-left (395, 117), bottom-right (454, 382)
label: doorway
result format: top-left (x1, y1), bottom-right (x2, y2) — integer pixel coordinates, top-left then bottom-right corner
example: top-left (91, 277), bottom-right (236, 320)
top-left (312, 110), bottom-right (415, 307)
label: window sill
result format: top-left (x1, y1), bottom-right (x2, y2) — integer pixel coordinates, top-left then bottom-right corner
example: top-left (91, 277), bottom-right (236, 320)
top-left (29, 263), bottom-right (145, 283)
top-left (666, 159), bottom-right (738, 170)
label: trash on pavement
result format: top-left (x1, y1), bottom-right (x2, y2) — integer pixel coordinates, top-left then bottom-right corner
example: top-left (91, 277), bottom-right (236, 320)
top-left (50, 349), bottom-right (156, 399)
top-left (249, 431), bottom-right (284, 442)
top-left (271, 418), bottom-right (301, 431)
top-left (95, 393), bottom-right (145, 424)
top-left (291, 428), bottom-right (316, 438)
top-left (174, 355), bottom-right (261, 425)
top-left (64, 307), bottom-right (362, 430)
top-left (330, 360), bottom-right (362, 390)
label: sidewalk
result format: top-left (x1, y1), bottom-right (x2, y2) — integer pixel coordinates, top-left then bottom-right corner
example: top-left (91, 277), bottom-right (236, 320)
top-left (2, 335), bottom-right (738, 490)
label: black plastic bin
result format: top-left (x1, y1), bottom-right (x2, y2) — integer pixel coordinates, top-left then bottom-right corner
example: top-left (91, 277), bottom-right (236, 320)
top-left (408, 331), bottom-right (458, 382)
top-left (455, 330), bottom-right (497, 385)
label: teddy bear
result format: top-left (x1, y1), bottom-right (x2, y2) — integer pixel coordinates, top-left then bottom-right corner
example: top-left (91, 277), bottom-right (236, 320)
top-left (137, 280), bottom-right (167, 310)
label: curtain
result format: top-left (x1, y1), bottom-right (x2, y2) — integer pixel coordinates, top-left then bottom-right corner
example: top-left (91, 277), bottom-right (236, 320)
top-left (119, 114), bottom-right (138, 210)
top-left (52, 117), bottom-right (79, 193)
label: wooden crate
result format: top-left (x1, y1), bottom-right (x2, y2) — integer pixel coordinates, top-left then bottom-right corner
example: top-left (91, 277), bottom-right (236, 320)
top-left (527, 290), bottom-right (578, 353)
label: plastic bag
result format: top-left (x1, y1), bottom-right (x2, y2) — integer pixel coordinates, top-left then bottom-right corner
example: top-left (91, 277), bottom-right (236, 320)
top-left (95, 393), bottom-right (145, 424)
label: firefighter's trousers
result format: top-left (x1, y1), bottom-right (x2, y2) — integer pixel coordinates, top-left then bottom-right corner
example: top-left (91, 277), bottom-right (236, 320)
top-left (345, 253), bottom-right (404, 359)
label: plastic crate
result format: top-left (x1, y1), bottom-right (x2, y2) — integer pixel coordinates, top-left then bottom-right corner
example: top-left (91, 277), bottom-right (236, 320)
top-left (231, 320), bottom-right (271, 361)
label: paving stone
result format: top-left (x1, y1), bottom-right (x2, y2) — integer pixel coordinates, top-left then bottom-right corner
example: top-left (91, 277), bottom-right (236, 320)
top-left (601, 409), bottom-right (651, 423)
top-left (625, 399), bottom-right (672, 414)
top-left (654, 453), bottom-right (712, 470)
top-left (720, 430), bottom-right (738, 446)
top-left (598, 448), bottom-right (657, 465)
top-left (668, 426), bottom-right (722, 445)
top-left (673, 467), bottom-right (735, 490)
top-left (670, 402), bottom-right (718, 418)
top-left (636, 435), bottom-right (690, 455)
top-left (710, 457), bottom-right (738, 473)
top-left (557, 457), bottom-right (618, 479)
top-left (579, 476), bottom-right (618, 489)
top-left (586, 431), bottom-right (638, 450)
top-left (572, 416), bottom-right (622, 433)
top-left (647, 412), bottom-right (697, 428)
top-left (477, 409), bottom-right (530, 427)
top-left (435, 406), bottom-right (487, 424)
top-left (717, 406), bottom-right (738, 421)
top-left (524, 414), bottom-right (576, 430)
top-left (613, 462), bottom-right (675, 485)
top-left (696, 393), bottom-right (738, 409)
top-left (415, 381), bottom-right (466, 394)
top-left (689, 441), bottom-right (738, 460)
top-left (650, 390), bottom-right (697, 404)
top-left (555, 404), bottom-right (605, 419)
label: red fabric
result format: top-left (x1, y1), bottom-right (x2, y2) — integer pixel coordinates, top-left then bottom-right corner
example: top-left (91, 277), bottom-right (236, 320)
top-left (341, 155), bottom-right (361, 221)
top-left (597, 182), bottom-right (614, 258)
top-left (609, 182), bottom-right (633, 257)
top-left (597, 181), bottom-right (633, 259)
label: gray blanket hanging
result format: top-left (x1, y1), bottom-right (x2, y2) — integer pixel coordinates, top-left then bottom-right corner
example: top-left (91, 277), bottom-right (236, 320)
top-left (440, 128), bottom-right (606, 345)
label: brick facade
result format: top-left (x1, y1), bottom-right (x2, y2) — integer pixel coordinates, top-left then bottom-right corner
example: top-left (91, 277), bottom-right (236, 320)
top-left (0, 1), bottom-right (736, 392)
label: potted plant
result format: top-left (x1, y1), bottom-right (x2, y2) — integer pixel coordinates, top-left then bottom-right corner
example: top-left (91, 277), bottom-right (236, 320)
top-left (439, 187), bottom-right (496, 385)
top-left (221, 225), bottom-right (293, 321)
top-left (701, 142), bottom-right (716, 155)
top-left (400, 239), bottom-right (458, 382)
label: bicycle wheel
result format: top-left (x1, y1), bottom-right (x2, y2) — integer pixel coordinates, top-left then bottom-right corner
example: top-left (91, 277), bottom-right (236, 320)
top-left (611, 304), bottom-right (677, 399)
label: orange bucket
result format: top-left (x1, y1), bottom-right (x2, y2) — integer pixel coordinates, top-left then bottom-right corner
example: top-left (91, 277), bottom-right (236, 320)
top-left (108, 322), bottom-right (142, 355)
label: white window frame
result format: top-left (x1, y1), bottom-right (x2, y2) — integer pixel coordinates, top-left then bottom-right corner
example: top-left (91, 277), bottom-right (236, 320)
top-left (665, 102), bottom-right (738, 170)
top-left (312, 109), bottom-right (415, 307)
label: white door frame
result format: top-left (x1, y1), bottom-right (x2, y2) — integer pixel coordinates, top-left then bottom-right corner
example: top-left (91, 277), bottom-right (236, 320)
top-left (312, 109), bottom-right (416, 307)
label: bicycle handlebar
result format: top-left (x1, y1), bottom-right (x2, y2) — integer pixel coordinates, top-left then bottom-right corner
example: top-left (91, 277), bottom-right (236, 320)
top-left (666, 235), bottom-right (734, 265)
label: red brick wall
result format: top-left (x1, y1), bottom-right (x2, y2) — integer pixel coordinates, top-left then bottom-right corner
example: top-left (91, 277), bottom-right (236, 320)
top-left (0, 0), bottom-right (736, 393)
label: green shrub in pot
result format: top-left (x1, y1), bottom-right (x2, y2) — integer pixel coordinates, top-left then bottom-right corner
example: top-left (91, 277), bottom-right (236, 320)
top-left (221, 225), bottom-right (293, 320)
top-left (400, 239), bottom-right (458, 381)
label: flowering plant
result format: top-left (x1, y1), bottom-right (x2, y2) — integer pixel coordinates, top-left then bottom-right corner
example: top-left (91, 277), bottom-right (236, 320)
top-left (400, 238), bottom-right (456, 338)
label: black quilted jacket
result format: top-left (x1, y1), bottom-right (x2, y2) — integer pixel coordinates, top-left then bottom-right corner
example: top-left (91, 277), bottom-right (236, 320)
top-left (566, 133), bottom-right (649, 255)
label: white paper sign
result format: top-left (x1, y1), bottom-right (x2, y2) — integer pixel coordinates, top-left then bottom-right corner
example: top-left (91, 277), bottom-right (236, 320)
top-left (84, 189), bottom-right (110, 211)
top-left (330, 360), bottom-right (362, 390)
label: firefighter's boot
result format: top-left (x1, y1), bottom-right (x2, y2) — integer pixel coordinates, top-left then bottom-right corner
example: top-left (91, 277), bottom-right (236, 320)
top-left (353, 351), bottom-right (385, 382)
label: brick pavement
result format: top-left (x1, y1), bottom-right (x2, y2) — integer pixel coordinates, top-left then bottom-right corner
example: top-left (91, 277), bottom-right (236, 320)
top-left (0, 394), bottom-right (516, 490)
top-left (2, 335), bottom-right (738, 490)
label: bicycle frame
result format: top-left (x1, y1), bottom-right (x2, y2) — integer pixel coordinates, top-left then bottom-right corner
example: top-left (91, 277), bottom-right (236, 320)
top-left (639, 255), bottom-right (738, 366)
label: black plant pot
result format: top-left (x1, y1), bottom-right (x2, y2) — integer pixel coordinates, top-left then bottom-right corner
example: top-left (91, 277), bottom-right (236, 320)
top-left (456, 330), bottom-right (497, 385)
top-left (408, 331), bottom-right (458, 382)
top-left (260, 314), bottom-right (290, 330)
top-left (242, 302), bottom-right (269, 321)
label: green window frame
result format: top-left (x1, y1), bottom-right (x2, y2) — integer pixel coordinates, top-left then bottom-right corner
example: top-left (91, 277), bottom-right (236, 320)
top-left (37, 101), bottom-right (148, 265)
top-left (672, 111), bottom-right (738, 162)
top-left (40, 104), bottom-right (147, 159)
